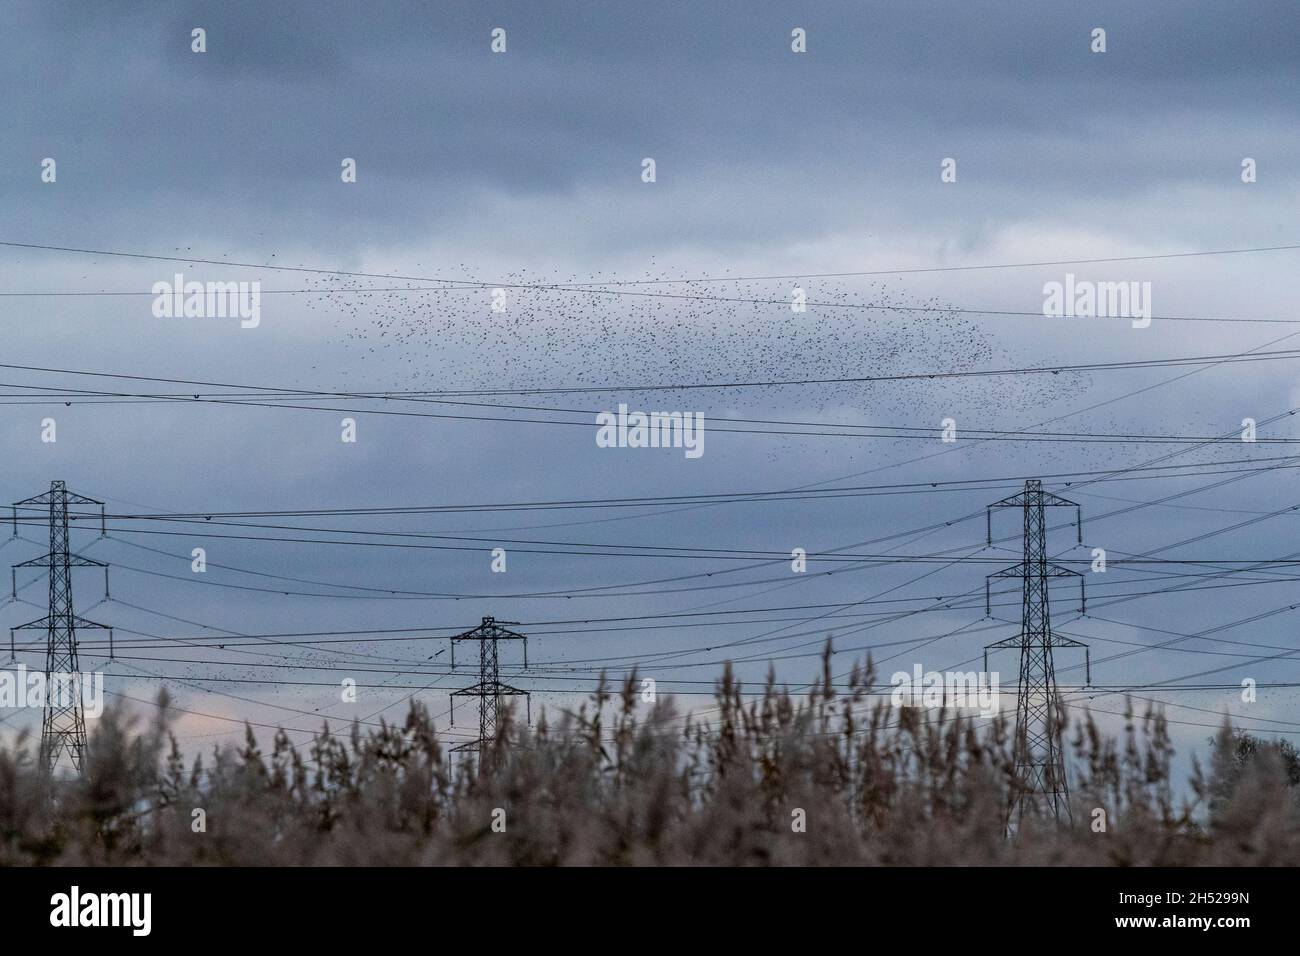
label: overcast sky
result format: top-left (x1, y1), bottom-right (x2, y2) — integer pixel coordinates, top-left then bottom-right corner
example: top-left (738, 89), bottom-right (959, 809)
top-left (2, 0), bottom-right (1300, 782)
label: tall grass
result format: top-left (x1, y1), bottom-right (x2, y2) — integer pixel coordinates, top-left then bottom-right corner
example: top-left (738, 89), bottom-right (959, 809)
top-left (1, 647), bottom-right (1296, 865)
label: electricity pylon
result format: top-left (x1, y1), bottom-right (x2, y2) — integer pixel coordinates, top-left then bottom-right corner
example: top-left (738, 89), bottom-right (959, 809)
top-left (983, 479), bottom-right (1089, 829)
top-left (449, 616), bottom-right (530, 757)
top-left (9, 481), bottom-right (113, 775)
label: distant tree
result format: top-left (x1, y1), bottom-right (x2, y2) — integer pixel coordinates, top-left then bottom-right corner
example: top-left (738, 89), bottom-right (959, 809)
top-left (1222, 728), bottom-right (1300, 784)
top-left (1206, 725), bottom-right (1300, 821)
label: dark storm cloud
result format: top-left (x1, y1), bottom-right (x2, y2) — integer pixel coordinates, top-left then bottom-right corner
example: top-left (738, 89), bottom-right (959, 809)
top-left (4, 0), bottom-right (1298, 248)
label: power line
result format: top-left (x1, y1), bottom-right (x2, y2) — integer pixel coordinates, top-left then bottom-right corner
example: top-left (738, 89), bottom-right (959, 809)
top-left (9, 371), bottom-right (1300, 443)
top-left (15, 454), bottom-right (1296, 523)
top-left (8, 346), bottom-right (1300, 403)
top-left (5, 237), bottom-right (1300, 324)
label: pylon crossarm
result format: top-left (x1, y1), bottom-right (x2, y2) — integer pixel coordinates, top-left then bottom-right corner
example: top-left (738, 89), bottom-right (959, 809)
top-left (988, 563), bottom-right (1026, 580)
top-left (987, 563), bottom-right (1081, 597)
top-left (1032, 562), bottom-right (1082, 579)
top-left (12, 489), bottom-right (101, 509)
top-left (59, 492), bottom-right (103, 508)
top-left (985, 633), bottom-right (1027, 651)
top-left (12, 615), bottom-right (54, 631)
top-left (451, 681), bottom-right (527, 698)
top-left (989, 490), bottom-right (1077, 511)
top-left (988, 490), bottom-right (1030, 510)
top-left (1049, 634), bottom-right (1088, 649)
top-left (14, 614), bottom-right (111, 633)
top-left (14, 552), bottom-right (107, 569)
top-left (1036, 490), bottom-right (1081, 510)
top-left (12, 493), bottom-right (55, 508)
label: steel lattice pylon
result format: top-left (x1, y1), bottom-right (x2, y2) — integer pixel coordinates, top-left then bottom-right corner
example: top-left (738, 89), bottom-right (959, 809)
top-left (449, 616), bottom-right (530, 757)
top-left (983, 479), bottom-right (1089, 829)
top-left (9, 481), bottom-right (112, 776)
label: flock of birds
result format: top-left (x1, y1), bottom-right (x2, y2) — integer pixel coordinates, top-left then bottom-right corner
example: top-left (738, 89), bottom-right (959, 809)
top-left (308, 262), bottom-right (1106, 467)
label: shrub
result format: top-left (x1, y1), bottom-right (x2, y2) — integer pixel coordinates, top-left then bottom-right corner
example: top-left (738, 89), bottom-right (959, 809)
top-left (2, 647), bottom-right (1296, 866)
